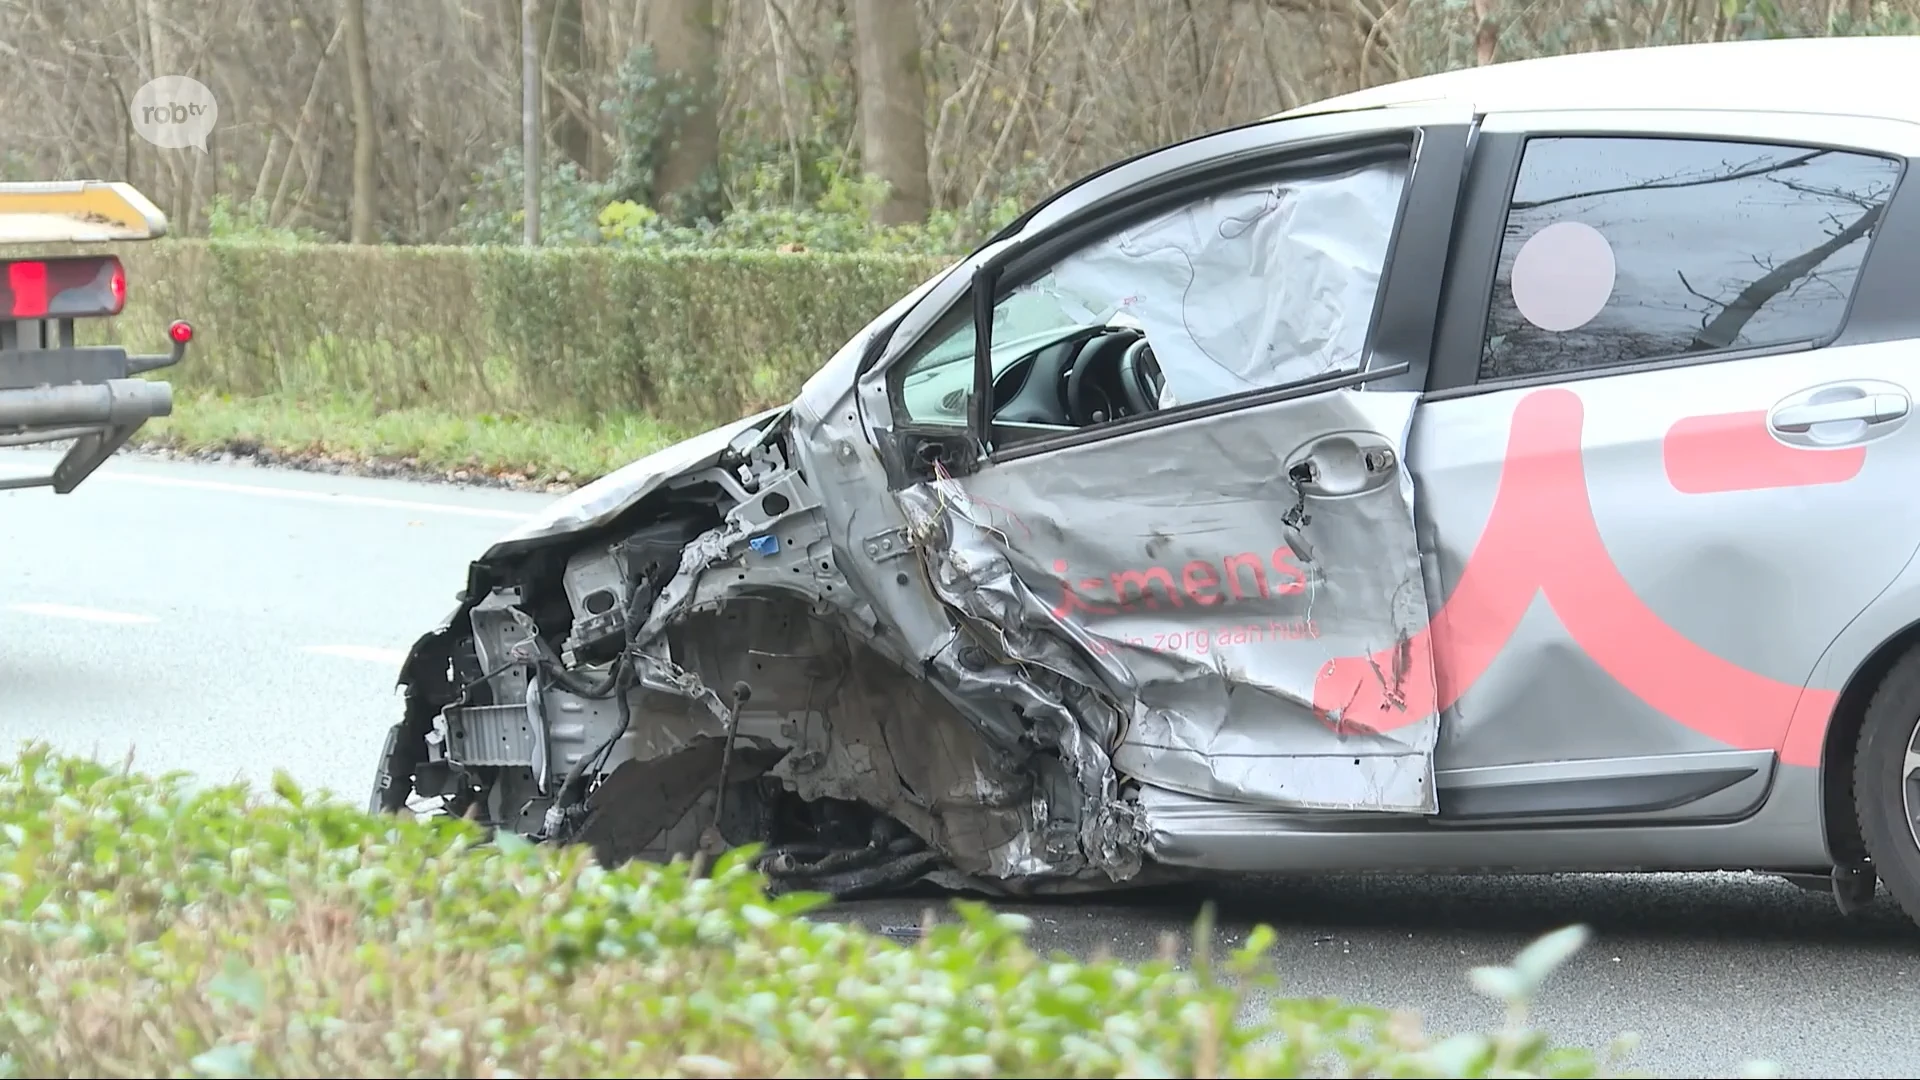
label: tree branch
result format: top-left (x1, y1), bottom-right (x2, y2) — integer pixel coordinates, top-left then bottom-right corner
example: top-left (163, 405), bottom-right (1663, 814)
top-left (1688, 201), bottom-right (1882, 352)
top-left (1510, 149), bottom-right (1830, 212)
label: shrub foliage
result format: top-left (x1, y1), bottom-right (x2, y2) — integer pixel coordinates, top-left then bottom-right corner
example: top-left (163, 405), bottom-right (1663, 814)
top-left (78, 239), bottom-right (944, 436)
top-left (0, 744), bottom-right (1642, 1078)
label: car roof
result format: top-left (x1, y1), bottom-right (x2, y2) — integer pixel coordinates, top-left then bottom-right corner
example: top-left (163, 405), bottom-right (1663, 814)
top-left (1273, 36), bottom-right (1920, 125)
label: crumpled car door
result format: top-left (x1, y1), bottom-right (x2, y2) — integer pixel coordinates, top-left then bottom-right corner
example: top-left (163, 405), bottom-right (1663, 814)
top-left (909, 387), bottom-right (1438, 814)
top-left (869, 106), bottom-right (1474, 818)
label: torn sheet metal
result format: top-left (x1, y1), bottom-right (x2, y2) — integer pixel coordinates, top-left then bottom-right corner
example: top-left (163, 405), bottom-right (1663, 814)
top-left (1029, 158), bottom-right (1408, 405)
top-left (911, 388), bottom-right (1439, 813)
top-left (897, 479), bottom-right (1150, 881)
top-left (485, 407), bottom-right (786, 558)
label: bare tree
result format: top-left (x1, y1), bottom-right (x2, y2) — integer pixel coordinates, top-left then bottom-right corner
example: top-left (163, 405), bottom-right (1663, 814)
top-left (142, 0), bottom-right (191, 231)
top-left (1686, 180), bottom-right (1886, 351)
top-left (646, 0), bottom-right (721, 217)
top-left (547, 0), bottom-right (594, 171)
top-left (853, 0), bottom-right (930, 225)
top-left (344, 0), bottom-right (378, 243)
top-left (522, 0), bottom-right (541, 244)
top-left (0, 0), bottom-right (1908, 242)
top-left (1473, 0), bottom-right (1500, 65)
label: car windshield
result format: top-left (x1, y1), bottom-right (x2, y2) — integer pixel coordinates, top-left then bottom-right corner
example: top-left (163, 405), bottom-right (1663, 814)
top-left (914, 277), bottom-right (1119, 375)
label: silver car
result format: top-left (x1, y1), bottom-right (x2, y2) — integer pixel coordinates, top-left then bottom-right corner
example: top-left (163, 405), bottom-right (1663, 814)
top-left (375, 35), bottom-right (1920, 922)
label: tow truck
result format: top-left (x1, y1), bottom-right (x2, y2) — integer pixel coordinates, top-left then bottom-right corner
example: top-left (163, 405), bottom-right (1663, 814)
top-left (0, 181), bottom-right (191, 494)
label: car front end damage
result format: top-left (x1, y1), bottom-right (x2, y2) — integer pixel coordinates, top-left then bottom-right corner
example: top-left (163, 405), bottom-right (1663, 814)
top-left (374, 400), bottom-right (1169, 898)
top-left (370, 255), bottom-right (1445, 898)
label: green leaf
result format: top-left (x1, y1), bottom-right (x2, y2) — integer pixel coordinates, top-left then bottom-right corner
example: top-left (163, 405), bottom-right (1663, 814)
top-left (492, 830), bottom-right (535, 857)
top-left (1468, 963), bottom-right (1527, 1002)
top-left (207, 954), bottom-right (266, 1014)
top-left (269, 769), bottom-right (304, 809)
top-left (1511, 923), bottom-right (1590, 988)
top-left (187, 1042), bottom-right (257, 1078)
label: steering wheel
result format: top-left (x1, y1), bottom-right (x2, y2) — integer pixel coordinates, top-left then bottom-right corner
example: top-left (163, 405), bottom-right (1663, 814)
top-left (1118, 337), bottom-right (1165, 416)
top-left (1063, 331), bottom-right (1134, 426)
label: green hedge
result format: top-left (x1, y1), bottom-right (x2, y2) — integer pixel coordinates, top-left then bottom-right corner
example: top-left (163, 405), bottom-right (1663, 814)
top-left (0, 744), bottom-right (1647, 1078)
top-left (77, 239), bottom-right (945, 433)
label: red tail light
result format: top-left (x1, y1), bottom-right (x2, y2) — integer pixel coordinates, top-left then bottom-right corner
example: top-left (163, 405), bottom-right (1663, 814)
top-left (0, 256), bottom-right (125, 319)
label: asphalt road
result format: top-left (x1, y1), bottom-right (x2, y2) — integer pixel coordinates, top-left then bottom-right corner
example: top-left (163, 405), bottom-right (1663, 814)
top-left (5, 448), bottom-right (1920, 1078)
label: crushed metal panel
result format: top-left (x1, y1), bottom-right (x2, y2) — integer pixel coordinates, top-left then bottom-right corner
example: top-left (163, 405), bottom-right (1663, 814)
top-left (893, 481), bottom-right (1151, 881)
top-left (483, 408), bottom-right (786, 558)
top-left (579, 740), bottom-right (786, 867)
top-left (908, 388), bottom-right (1438, 814)
top-left (786, 388), bottom-right (963, 671)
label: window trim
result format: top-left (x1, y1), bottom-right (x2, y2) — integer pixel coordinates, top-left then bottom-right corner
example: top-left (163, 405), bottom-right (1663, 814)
top-left (1429, 127), bottom-right (1910, 396)
top-left (1422, 339), bottom-right (1813, 404)
top-left (981, 103), bottom-right (1447, 251)
top-left (987, 143), bottom-right (1414, 463)
top-left (882, 124), bottom-right (1472, 470)
top-left (885, 138), bottom-right (1414, 431)
top-left (993, 360), bottom-right (1414, 461)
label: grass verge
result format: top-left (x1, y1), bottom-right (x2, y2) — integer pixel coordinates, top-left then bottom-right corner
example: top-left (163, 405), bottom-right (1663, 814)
top-left (132, 392), bottom-right (686, 487)
top-left (0, 744), bottom-right (1649, 1078)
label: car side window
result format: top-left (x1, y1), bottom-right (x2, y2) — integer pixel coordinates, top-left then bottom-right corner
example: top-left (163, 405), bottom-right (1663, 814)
top-left (894, 155), bottom-right (1411, 428)
top-left (892, 289), bottom-right (1090, 426)
top-left (1480, 136), bottom-right (1903, 382)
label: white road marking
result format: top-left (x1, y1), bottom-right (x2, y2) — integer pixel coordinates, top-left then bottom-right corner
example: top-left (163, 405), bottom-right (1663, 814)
top-left (6, 601), bottom-right (158, 624)
top-left (303, 644), bottom-right (407, 665)
top-left (0, 466), bottom-right (534, 521)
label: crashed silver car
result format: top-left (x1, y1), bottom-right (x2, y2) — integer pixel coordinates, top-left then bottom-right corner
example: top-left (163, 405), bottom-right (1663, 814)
top-left (376, 36), bottom-right (1920, 921)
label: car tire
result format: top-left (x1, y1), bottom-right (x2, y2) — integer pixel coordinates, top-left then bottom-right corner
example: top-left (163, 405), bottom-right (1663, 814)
top-left (1851, 647), bottom-right (1920, 921)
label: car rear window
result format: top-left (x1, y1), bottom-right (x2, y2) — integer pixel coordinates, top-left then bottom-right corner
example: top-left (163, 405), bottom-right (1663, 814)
top-left (1479, 135), bottom-right (1903, 382)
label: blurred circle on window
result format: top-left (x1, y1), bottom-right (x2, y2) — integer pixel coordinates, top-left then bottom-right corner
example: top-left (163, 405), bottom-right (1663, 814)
top-left (1511, 221), bottom-right (1616, 333)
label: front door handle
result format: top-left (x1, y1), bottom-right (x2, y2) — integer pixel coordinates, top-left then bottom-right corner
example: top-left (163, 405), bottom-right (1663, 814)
top-left (1771, 392), bottom-right (1909, 433)
top-left (1283, 432), bottom-right (1399, 499)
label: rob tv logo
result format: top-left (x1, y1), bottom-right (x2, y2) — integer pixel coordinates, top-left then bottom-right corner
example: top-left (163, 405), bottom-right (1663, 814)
top-left (129, 76), bottom-right (218, 152)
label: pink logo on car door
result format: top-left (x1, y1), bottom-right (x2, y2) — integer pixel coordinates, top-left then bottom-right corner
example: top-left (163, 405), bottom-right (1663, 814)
top-left (1313, 387), bottom-right (1854, 767)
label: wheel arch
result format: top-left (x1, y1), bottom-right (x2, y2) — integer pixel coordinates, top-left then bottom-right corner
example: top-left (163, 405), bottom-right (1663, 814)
top-left (1820, 616), bottom-right (1920, 866)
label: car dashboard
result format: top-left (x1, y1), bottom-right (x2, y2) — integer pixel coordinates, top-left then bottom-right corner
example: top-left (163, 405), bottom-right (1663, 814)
top-left (986, 326), bottom-right (1163, 430)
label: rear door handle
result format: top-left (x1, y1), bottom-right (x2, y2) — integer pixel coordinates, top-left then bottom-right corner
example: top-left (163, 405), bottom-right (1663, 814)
top-left (1772, 393), bottom-right (1909, 433)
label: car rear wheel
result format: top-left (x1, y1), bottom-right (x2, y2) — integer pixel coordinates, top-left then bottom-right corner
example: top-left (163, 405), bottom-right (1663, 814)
top-left (1850, 646), bottom-right (1920, 922)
